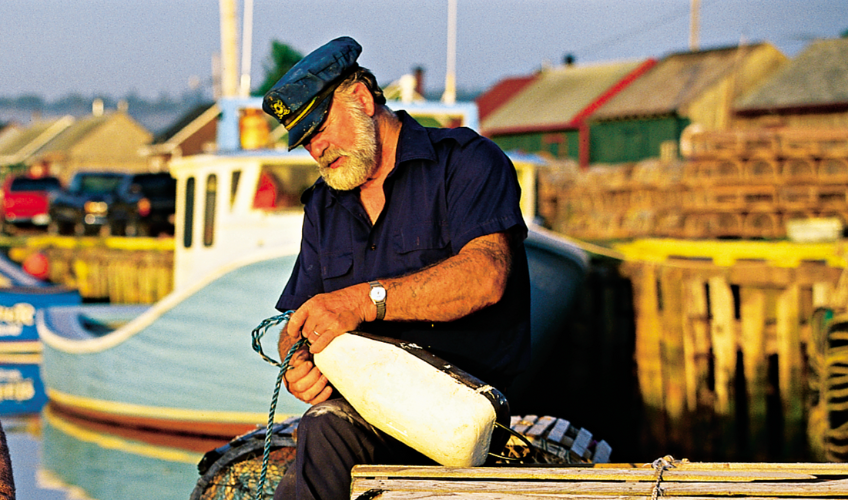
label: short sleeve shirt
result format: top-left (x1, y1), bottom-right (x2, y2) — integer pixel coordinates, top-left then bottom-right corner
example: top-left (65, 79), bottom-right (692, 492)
top-left (276, 111), bottom-right (530, 390)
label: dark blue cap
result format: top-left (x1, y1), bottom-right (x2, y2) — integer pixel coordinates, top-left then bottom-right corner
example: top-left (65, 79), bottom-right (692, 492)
top-left (262, 36), bottom-right (362, 150)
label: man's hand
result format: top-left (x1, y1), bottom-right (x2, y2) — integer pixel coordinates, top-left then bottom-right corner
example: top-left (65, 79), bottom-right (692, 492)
top-left (285, 283), bottom-right (372, 354)
top-left (278, 326), bottom-right (333, 404)
top-left (284, 348), bottom-right (333, 404)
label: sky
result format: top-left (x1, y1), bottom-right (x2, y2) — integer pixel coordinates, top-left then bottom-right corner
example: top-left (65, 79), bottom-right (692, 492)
top-left (3, 0), bottom-right (848, 102)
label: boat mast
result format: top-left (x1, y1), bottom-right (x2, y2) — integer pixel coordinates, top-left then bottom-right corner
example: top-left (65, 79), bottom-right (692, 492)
top-left (442, 0), bottom-right (457, 104)
top-left (689, 0), bottom-right (700, 51)
top-left (240, 0), bottom-right (254, 97)
top-left (219, 0), bottom-right (240, 98)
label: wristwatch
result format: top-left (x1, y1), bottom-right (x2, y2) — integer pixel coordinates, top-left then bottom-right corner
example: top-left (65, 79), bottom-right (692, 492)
top-left (368, 281), bottom-right (387, 321)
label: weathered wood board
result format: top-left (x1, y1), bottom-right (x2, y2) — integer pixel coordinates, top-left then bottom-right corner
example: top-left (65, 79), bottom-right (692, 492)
top-left (351, 461), bottom-right (848, 499)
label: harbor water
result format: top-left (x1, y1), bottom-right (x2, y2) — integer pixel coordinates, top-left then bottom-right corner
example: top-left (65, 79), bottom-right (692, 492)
top-left (3, 412), bottom-right (213, 500)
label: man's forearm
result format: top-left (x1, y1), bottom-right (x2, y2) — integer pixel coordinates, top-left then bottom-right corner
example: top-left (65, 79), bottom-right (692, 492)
top-left (380, 231), bottom-right (512, 322)
top-left (284, 231), bottom-right (516, 351)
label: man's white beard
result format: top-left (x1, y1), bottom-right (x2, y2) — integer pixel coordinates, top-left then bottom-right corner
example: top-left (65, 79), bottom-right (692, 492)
top-left (317, 103), bottom-right (378, 191)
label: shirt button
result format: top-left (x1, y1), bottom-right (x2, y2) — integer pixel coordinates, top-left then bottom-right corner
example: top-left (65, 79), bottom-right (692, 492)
top-left (369, 244), bottom-right (377, 251)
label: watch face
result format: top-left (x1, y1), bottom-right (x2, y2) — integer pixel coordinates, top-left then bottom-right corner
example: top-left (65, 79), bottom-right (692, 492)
top-left (370, 286), bottom-right (386, 302)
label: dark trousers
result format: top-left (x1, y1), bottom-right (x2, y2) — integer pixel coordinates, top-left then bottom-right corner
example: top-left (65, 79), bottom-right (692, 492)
top-left (274, 397), bottom-right (434, 500)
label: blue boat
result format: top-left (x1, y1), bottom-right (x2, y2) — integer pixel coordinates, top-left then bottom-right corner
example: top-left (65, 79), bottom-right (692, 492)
top-left (0, 250), bottom-right (81, 416)
top-left (0, 254), bottom-right (81, 354)
top-left (0, 353), bottom-right (48, 415)
top-left (36, 97), bottom-right (588, 438)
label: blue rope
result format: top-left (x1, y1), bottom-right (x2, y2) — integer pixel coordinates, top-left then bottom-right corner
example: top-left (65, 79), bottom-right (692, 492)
top-left (251, 312), bottom-right (308, 500)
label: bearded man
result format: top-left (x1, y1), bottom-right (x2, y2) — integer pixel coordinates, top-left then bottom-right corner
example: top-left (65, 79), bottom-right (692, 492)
top-left (262, 36), bottom-right (531, 500)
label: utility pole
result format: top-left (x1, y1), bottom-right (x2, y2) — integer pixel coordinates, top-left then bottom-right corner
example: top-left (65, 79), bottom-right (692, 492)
top-left (240, 0), bottom-right (254, 97)
top-left (689, 0), bottom-right (700, 52)
top-left (442, 0), bottom-right (457, 104)
top-left (219, 0), bottom-right (240, 98)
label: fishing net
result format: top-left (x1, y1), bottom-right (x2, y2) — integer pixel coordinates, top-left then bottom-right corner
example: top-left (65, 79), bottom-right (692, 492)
top-left (189, 420), bottom-right (298, 500)
top-left (190, 413), bottom-right (612, 499)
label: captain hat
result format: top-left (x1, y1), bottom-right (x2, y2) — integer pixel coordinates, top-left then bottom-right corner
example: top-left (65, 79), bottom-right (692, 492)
top-left (262, 36), bottom-right (362, 150)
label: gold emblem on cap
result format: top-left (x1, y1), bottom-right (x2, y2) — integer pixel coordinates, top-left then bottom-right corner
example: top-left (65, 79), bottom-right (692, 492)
top-left (271, 99), bottom-right (290, 120)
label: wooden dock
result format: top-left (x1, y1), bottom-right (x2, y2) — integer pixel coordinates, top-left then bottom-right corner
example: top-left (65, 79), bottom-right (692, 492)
top-left (351, 460), bottom-right (848, 499)
top-left (611, 239), bottom-right (848, 461)
top-left (2, 234), bottom-right (174, 303)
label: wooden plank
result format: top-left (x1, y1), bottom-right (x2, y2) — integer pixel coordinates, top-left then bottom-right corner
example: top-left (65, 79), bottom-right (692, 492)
top-left (660, 266), bottom-right (687, 445)
top-left (776, 283), bottom-right (804, 457)
top-left (708, 275), bottom-right (736, 417)
top-left (683, 275), bottom-right (712, 412)
top-left (350, 479), bottom-right (848, 498)
top-left (729, 263), bottom-right (793, 287)
top-left (626, 263), bottom-right (666, 443)
top-left (812, 282), bottom-right (833, 309)
top-left (350, 463), bottom-right (848, 500)
top-left (355, 495), bottom-right (848, 500)
top-left (351, 465), bottom-right (815, 482)
top-left (670, 462), bottom-right (848, 474)
top-left (709, 274), bottom-right (738, 457)
top-left (739, 286), bottom-right (768, 460)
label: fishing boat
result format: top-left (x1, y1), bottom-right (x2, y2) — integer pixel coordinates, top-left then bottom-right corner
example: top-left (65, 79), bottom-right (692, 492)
top-left (37, 97), bottom-right (589, 438)
top-left (0, 253), bottom-right (81, 354)
top-left (39, 403), bottom-right (207, 500)
top-left (0, 352), bottom-right (48, 415)
top-left (0, 250), bottom-right (81, 416)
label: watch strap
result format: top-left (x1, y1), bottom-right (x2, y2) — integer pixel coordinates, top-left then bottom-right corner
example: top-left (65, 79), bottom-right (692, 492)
top-left (369, 281), bottom-right (386, 321)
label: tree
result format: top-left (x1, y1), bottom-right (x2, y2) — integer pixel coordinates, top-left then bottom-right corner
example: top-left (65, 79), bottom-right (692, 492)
top-left (254, 41), bottom-right (303, 96)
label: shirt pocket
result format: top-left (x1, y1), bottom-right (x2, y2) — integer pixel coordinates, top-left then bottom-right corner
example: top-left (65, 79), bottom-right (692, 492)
top-left (394, 221), bottom-right (450, 254)
top-left (320, 251), bottom-right (353, 280)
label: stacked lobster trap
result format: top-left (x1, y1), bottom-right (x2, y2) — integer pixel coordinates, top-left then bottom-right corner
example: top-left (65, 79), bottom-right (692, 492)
top-left (541, 128), bottom-right (848, 241)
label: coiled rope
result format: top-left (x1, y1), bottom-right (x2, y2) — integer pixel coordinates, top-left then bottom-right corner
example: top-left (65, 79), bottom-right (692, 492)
top-left (647, 455), bottom-right (687, 500)
top-left (251, 312), bottom-right (308, 500)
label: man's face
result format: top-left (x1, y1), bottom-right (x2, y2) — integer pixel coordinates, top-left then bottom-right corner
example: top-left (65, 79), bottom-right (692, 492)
top-left (304, 91), bottom-right (378, 191)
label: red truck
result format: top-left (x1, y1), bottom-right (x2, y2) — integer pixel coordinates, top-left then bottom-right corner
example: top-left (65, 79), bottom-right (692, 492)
top-left (1, 175), bottom-right (63, 234)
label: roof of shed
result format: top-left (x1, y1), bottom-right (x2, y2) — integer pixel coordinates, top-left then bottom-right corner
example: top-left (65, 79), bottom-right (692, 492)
top-left (475, 74), bottom-right (538, 122)
top-left (481, 59), bottom-right (649, 135)
top-left (0, 117), bottom-right (72, 158)
top-left (153, 101), bottom-right (217, 144)
top-left (735, 37), bottom-right (848, 111)
top-left (593, 44), bottom-right (766, 119)
top-left (36, 114), bottom-right (110, 154)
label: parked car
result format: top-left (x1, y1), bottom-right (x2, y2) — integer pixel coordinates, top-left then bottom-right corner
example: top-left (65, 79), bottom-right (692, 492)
top-left (48, 171), bottom-right (177, 237)
top-left (110, 172), bottom-right (177, 236)
top-left (48, 172), bottom-right (128, 236)
top-left (1, 175), bottom-right (63, 234)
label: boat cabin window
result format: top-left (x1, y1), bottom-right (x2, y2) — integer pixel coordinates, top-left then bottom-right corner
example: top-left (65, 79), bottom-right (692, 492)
top-left (252, 163), bottom-right (319, 211)
top-left (230, 170), bottom-right (241, 208)
top-left (204, 174), bottom-right (217, 247)
top-left (183, 177), bottom-right (195, 248)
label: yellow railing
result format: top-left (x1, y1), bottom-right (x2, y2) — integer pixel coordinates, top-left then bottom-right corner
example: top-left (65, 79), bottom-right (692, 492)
top-left (4, 236), bottom-right (174, 304)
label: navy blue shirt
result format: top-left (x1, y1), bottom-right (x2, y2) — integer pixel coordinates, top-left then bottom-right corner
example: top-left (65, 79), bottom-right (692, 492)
top-left (276, 111), bottom-right (530, 390)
